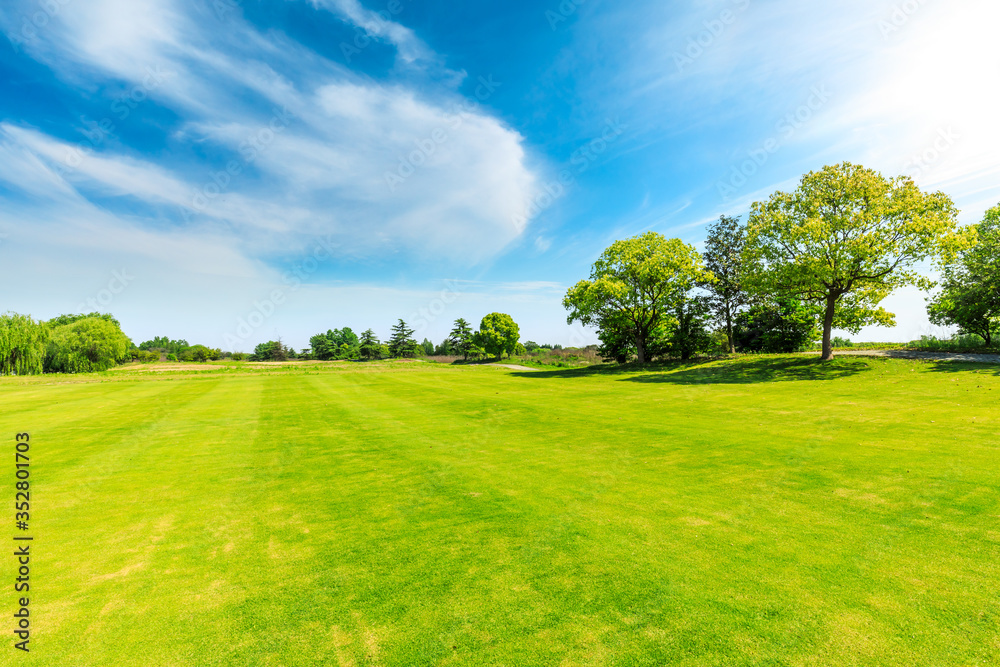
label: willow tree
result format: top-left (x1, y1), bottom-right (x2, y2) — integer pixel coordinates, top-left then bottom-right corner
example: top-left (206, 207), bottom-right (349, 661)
top-left (0, 313), bottom-right (48, 375)
top-left (45, 316), bottom-right (131, 373)
top-left (563, 232), bottom-right (711, 363)
top-left (745, 163), bottom-right (959, 360)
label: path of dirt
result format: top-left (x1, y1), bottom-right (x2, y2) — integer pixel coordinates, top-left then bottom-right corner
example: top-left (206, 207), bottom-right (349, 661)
top-left (818, 349), bottom-right (1000, 364)
top-left (486, 363), bottom-right (540, 372)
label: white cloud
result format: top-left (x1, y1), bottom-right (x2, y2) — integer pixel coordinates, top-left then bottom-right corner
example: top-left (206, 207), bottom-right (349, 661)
top-left (309, 0), bottom-right (432, 64)
top-left (0, 0), bottom-right (541, 265)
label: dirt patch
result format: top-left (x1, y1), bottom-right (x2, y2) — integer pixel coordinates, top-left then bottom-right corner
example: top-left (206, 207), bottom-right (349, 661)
top-left (818, 350), bottom-right (1000, 364)
top-left (486, 363), bottom-right (540, 372)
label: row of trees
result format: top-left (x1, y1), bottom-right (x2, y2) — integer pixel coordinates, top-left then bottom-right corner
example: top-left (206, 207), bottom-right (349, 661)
top-left (293, 314), bottom-right (525, 362)
top-left (0, 313), bottom-right (133, 374)
top-left (566, 162), bottom-right (993, 362)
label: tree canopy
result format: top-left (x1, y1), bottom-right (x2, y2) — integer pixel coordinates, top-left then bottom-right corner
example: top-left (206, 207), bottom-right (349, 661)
top-left (45, 316), bottom-right (131, 373)
top-left (0, 313), bottom-right (48, 375)
top-left (563, 232), bottom-right (711, 362)
top-left (745, 162), bottom-right (959, 360)
top-left (388, 320), bottom-right (419, 358)
top-left (927, 204), bottom-right (1000, 346)
top-left (448, 318), bottom-right (475, 360)
top-left (478, 313), bottom-right (520, 359)
top-left (359, 329), bottom-right (383, 360)
top-left (702, 215), bottom-right (748, 354)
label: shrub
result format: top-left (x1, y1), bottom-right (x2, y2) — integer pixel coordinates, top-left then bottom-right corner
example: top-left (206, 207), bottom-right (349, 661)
top-left (45, 317), bottom-right (131, 373)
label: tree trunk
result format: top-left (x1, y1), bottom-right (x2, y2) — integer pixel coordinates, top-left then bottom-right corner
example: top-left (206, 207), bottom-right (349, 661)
top-left (635, 335), bottom-right (646, 363)
top-left (725, 307), bottom-right (735, 354)
top-left (821, 294), bottom-right (837, 361)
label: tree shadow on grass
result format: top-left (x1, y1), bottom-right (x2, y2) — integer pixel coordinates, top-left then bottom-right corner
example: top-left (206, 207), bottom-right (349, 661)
top-left (509, 356), bottom-right (871, 385)
top-left (920, 360), bottom-right (1000, 377)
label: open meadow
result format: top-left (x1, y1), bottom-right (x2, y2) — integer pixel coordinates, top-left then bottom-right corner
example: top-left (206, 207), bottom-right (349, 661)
top-left (3, 356), bottom-right (999, 666)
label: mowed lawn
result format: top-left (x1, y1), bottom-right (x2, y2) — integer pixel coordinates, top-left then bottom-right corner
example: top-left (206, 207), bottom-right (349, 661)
top-left (2, 357), bottom-right (999, 666)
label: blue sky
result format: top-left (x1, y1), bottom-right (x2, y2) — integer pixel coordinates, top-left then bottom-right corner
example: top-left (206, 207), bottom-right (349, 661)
top-left (1, 0), bottom-right (998, 351)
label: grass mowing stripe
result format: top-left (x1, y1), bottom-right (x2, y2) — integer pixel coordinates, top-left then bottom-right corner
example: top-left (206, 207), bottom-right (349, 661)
top-left (1, 356), bottom-right (997, 665)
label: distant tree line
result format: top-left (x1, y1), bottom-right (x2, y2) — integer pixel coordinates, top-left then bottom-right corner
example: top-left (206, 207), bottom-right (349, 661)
top-left (0, 313), bottom-right (228, 375)
top-left (247, 313), bottom-right (527, 363)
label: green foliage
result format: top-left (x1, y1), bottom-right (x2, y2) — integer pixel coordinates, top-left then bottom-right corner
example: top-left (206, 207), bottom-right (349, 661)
top-left (166, 353), bottom-right (179, 361)
top-left (702, 215), bottom-right (749, 353)
top-left (129, 349), bottom-right (160, 363)
top-left (250, 341), bottom-right (289, 362)
top-left (420, 338), bottom-right (434, 356)
top-left (433, 338), bottom-right (455, 356)
top-left (448, 318), bottom-right (475, 360)
top-left (745, 162), bottom-right (960, 359)
top-left (230, 352), bottom-right (247, 361)
top-left (478, 312), bottom-right (520, 359)
top-left (831, 336), bottom-right (855, 348)
top-left (514, 342), bottom-right (527, 356)
top-left (47, 312), bottom-right (122, 328)
top-left (734, 298), bottom-right (820, 353)
top-left (388, 320), bottom-right (418, 358)
top-left (523, 341), bottom-right (540, 351)
top-left (179, 345), bottom-right (222, 362)
top-left (0, 312), bottom-right (48, 375)
top-left (927, 204), bottom-right (1000, 347)
top-left (45, 317), bottom-right (131, 373)
top-left (139, 336), bottom-right (189, 355)
top-left (310, 328), bottom-right (360, 360)
top-left (359, 329), bottom-right (384, 360)
top-left (564, 232), bottom-right (711, 362)
top-left (664, 297), bottom-right (714, 360)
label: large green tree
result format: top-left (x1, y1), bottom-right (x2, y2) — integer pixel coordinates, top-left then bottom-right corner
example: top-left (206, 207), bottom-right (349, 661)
top-left (563, 232), bottom-right (711, 363)
top-left (45, 316), bottom-right (131, 373)
top-left (745, 162), bottom-right (959, 360)
top-left (388, 320), bottom-right (419, 358)
top-left (702, 215), bottom-right (748, 354)
top-left (448, 318), bottom-right (475, 360)
top-left (0, 313), bottom-right (48, 375)
top-left (927, 204), bottom-right (1000, 346)
top-left (359, 329), bottom-right (383, 360)
top-left (478, 313), bottom-right (520, 360)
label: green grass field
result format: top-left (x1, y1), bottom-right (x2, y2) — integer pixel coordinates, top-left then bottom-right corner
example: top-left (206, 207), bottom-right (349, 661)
top-left (2, 356), bottom-right (999, 665)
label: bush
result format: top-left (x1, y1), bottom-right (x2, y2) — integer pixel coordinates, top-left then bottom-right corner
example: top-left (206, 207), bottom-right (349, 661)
top-left (129, 349), bottom-right (159, 363)
top-left (231, 352), bottom-right (247, 361)
top-left (166, 353), bottom-right (178, 361)
top-left (180, 345), bottom-right (222, 362)
top-left (45, 317), bottom-right (131, 373)
top-left (734, 299), bottom-right (819, 353)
